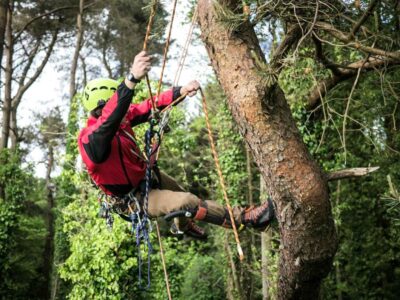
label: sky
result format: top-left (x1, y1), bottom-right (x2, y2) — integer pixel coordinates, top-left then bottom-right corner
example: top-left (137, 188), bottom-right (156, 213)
top-left (19, 3), bottom-right (214, 178)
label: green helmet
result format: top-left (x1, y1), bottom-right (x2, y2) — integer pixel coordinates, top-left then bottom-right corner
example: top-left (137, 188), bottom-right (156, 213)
top-left (82, 78), bottom-right (119, 111)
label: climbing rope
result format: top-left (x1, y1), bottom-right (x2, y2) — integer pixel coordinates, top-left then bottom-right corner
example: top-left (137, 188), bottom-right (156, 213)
top-left (155, 5), bottom-right (198, 160)
top-left (135, 0), bottom-right (180, 295)
top-left (128, 196), bottom-right (153, 290)
top-left (142, 0), bottom-right (158, 114)
top-left (173, 6), bottom-right (198, 86)
top-left (156, 0), bottom-right (179, 100)
top-left (200, 88), bottom-right (244, 261)
top-left (155, 221), bottom-right (172, 300)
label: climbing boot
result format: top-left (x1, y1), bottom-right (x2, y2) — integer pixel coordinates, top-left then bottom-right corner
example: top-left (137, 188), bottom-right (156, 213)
top-left (241, 198), bottom-right (275, 230)
top-left (185, 220), bottom-right (208, 240)
top-left (170, 220), bottom-right (208, 240)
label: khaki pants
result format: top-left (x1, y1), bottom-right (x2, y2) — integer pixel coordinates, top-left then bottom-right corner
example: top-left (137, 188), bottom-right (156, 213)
top-left (147, 171), bottom-right (243, 229)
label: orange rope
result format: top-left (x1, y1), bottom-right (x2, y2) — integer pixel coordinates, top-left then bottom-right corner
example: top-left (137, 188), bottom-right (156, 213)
top-left (160, 92), bottom-right (188, 114)
top-left (200, 88), bottom-right (244, 261)
top-left (156, 0), bottom-right (179, 100)
top-left (155, 221), bottom-right (172, 300)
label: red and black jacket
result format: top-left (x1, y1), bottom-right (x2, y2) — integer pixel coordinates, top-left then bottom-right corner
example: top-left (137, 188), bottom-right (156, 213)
top-left (78, 81), bottom-right (182, 197)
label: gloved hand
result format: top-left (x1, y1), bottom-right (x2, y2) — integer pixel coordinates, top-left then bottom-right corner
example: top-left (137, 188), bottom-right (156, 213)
top-left (180, 80), bottom-right (200, 97)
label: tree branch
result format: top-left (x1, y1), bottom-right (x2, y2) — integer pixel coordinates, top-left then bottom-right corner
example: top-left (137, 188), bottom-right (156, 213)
top-left (350, 0), bottom-right (379, 37)
top-left (316, 21), bottom-right (400, 60)
top-left (307, 56), bottom-right (400, 109)
top-left (326, 167), bottom-right (380, 181)
top-left (102, 47), bottom-right (112, 78)
top-left (270, 24), bottom-right (302, 71)
top-left (17, 37), bottom-right (41, 91)
top-left (14, 2), bottom-right (96, 41)
top-left (12, 29), bottom-right (58, 108)
top-left (313, 34), bottom-right (343, 76)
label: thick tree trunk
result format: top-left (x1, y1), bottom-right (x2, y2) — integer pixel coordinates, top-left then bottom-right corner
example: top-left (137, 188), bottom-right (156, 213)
top-left (197, 1), bottom-right (338, 298)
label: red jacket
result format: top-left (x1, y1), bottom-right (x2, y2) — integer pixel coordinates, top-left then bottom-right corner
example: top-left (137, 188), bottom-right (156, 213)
top-left (78, 81), bottom-right (181, 197)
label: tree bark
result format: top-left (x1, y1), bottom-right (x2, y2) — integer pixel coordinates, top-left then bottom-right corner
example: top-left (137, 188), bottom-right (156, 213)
top-left (197, 1), bottom-right (337, 299)
top-left (0, 0), bottom-right (8, 71)
top-left (1, 2), bottom-right (12, 150)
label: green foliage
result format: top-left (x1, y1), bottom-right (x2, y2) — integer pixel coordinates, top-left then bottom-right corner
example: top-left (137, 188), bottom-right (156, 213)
top-left (279, 53), bottom-right (331, 104)
top-left (282, 63), bottom-right (400, 298)
top-left (0, 149), bottom-right (48, 299)
top-left (58, 186), bottom-right (216, 299)
top-left (180, 255), bottom-right (225, 300)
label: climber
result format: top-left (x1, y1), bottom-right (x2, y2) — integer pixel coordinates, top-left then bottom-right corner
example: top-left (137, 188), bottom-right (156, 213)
top-left (78, 51), bottom-right (275, 240)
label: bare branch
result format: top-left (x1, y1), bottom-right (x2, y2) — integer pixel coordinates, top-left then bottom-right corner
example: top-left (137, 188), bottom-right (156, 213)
top-left (327, 166), bottom-right (380, 181)
top-left (307, 56), bottom-right (400, 109)
top-left (350, 0), bottom-right (379, 37)
top-left (14, 2), bottom-right (97, 41)
top-left (316, 21), bottom-right (400, 60)
top-left (102, 47), bottom-right (112, 78)
top-left (270, 24), bottom-right (302, 70)
top-left (342, 63), bottom-right (364, 164)
top-left (17, 38), bottom-right (41, 90)
top-left (12, 29), bottom-right (58, 108)
top-left (313, 34), bottom-right (342, 76)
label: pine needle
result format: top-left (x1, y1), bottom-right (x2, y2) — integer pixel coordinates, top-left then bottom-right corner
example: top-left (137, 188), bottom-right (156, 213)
top-left (213, 1), bottom-right (247, 33)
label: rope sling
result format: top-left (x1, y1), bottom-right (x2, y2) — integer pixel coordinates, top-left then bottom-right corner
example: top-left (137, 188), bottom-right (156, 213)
top-left (99, 0), bottom-right (245, 296)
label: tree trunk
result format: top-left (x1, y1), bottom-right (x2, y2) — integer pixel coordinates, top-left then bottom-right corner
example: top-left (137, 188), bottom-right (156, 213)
top-left (69, 0), bottom-right (84, 99)
top-left (224, 233), bottom-right (242, 299)
top-left (197, 1), bottom-right (338, 299)
top-left (0, 0), bottom-right (8, 71)
top-left (1, 3), bottom-right (12, 150)
top-left (261, 178), bottom-right (273, 300)
top-left (42, 146), bottom-right (55, 299)
top-left (262, 230), bottom-right (274, 300)
top-left (9, 106), bottom-right (16, 149)
top-left (334, 181), bottom-right (342, 300)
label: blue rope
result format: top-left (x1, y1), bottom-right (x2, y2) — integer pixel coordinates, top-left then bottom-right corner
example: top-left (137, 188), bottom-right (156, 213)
top-left (129, 119), bottom-right (157, 290)
top-left (100, 115), bottom-right (165, 290)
